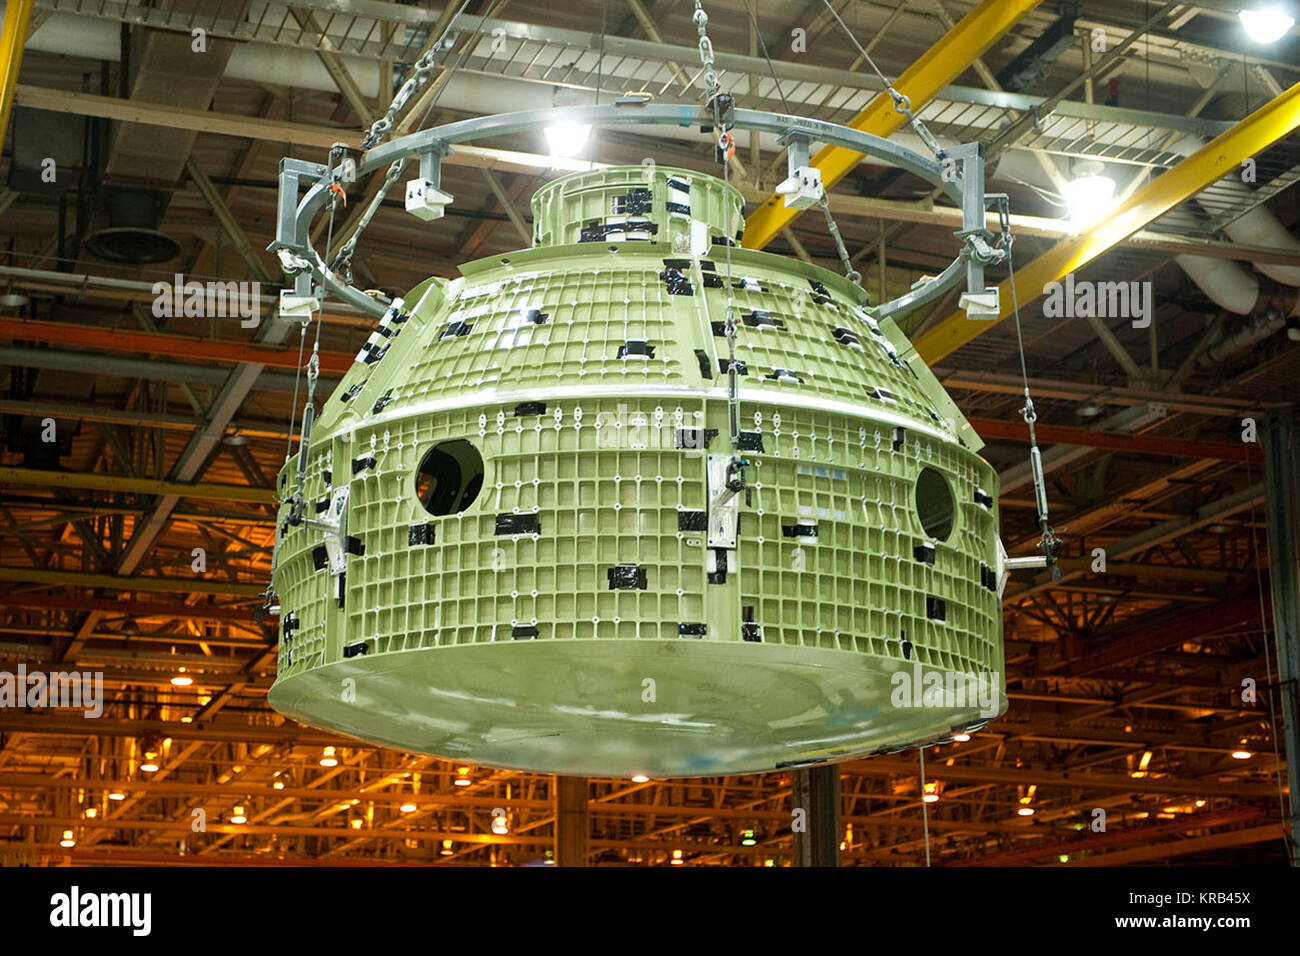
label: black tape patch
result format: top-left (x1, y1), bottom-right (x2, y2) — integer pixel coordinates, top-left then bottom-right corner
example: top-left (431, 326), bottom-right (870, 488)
top-left (679, 622), bottom-right (707, 638)
top-left (358, 342), bottom-right (387, 364)
top-left (872, 387), bottom-right (894, 401)
top-left (701, 272), bottom-right (724, 288)
top-left (678, 510), bottom-right (708, 531)
top-left (580, 219), bottom-right (660, 242)
top-left (737, 430), bottom-right (764, 452)
top-left (311, 545), bottom-right (329, 571)
top-left (741, 607), bottom-right (761, 643)
top-left (719, 358), bottom-right (748, 375)
top-left (441, 319), bottom-right (473, 338)
top-left (707, 548), bottom-right (728, 584)
top-left (659, 265), bottom-right (694, 295)
top-left (617, 340), bottom-right (655, 359)
top-left (892, 427), bottom-right (905, 452)
top-left (665, 201), bottom-right (690, 215)
top-left (352, 454), bottom-right (377, 474)
top-left (511, 624), bottom-right (539, 640)
top-left (496, 512), bottom-right (541, 535)
top-left (607, 564), bottom-right (648, 590)
top-left (340, 381), bottom-right (367, 403)
top-left (281, 612), bottom-right (300, 641)
top-left (914, 543), bottom-right (936, 565)
top-left (926, 596), bottom-right (947, 621)
top-left (832, 326), bottom-right (861, 346)
top-left (782, 522), bottom-right (818, 538)
top-left (345, 536), bottom-right (365, 557)
top-left (980, 563), bottom-right (998, 592)
top-left (409, 523), bottom-right (437, 546)
top-left (314, 497), bottom-right (330, 514)
top-left (695, 349), bottom-right (713, 378)
top-left (372, 389), bottom-right (393, 414)
top-left (666, 177), bottom-right (691, 192)
top-left (808, 279), bottom-right (832, 304)
top-left (676, 426), bottom-right (717, 450)
top-left (342, 641), bottom-right (369, 659)
top-left (514, 401), bottom-right (547, 416)
top-left (743, 309), bottom-right (784, 330)
top-left (521, 308), bottom-right (549, 325)
top-left (766, 368), bottom-right (804, 383)
top-left (975, 489), bottom-right (994, 509)
top-left (613, 187), bottom-right (653, 215)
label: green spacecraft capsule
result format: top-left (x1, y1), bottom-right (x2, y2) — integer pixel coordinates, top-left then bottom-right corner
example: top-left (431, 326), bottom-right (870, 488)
top-left (268, 165), bottom-right (1006, 777)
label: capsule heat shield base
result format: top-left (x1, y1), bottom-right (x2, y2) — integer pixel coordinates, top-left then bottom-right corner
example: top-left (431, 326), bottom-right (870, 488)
top-left (268, 641), bottom-right (1004, 777)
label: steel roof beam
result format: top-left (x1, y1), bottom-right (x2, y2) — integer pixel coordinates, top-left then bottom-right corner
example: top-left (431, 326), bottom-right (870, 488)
top-left (741, 0), bottom-right (1046, 250)
top-left (912, 78), bottom-right (1300, 364)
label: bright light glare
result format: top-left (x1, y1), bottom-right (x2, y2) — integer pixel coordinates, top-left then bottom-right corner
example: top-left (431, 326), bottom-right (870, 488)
top-left (1062, 169), bottom-right (1116, 229)
top-left (1239, 8), bottom-right (1295, 43)
top-left (544, 123), bottom-right (591, 158)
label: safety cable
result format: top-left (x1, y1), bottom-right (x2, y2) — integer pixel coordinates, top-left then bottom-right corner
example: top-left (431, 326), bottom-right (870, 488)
top-left (919, 747), bottom-right (932, 867)
top-left (1243, 451), bottom-right (1296, 865)
top-left (740, 0), bottom-right (791, 115)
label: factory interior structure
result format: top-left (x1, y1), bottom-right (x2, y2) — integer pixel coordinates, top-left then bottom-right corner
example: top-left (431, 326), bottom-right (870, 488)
top-left (0, 0), bottom-right (1299, 867)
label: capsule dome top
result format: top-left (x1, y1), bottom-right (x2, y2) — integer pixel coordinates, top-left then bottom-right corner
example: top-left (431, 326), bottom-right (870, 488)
top-left (530, 164), bottom-right (746, 250)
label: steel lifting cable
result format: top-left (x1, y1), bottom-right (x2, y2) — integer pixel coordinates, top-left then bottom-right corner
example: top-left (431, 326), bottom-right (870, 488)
top-left (819, 194), bottom-right (863, 290)
top-left (819, 0), bottom-right (946, 161)
top-left (817, 0), bottom-right (1055, 563)
top-left (329, 0), bottom-right (480, 273)
top-left (693, 1), bottom-right (744, 463)
top-left (1001, 200), bottom-right (1059, 569)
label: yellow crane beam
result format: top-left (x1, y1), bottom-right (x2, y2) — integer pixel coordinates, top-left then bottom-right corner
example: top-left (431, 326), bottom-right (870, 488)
top-left (912, 79), bottom-right (1300, 364)
top-left (0, 0), bottom-right (34, 158)
top-left (741, 0), bottom-right (1045, 251)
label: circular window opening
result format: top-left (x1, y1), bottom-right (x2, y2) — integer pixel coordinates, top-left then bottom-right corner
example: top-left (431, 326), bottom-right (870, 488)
top-left (915, 467), bottom-right (955, 542)
top-left (415, 440), bottom-right (484, 516)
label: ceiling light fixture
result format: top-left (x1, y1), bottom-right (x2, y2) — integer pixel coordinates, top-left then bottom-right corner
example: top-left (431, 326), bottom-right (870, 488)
top-left (1239, 6), bottom-right (1295, 43)
top-left (1062, 160), bottom-right (1116, 230)
top-left (544, 122), bottom-right (592, 159)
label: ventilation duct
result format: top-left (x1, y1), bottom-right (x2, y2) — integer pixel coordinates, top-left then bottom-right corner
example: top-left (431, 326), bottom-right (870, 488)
top-left (1198, 295), bottom-right (1300, 366)
top-left (83, 188), bottom-right (180, 264)
top-left (1169, 135), bottom-right (1300, 288)
top-left (1174, 253), bottom-right (1260, 314)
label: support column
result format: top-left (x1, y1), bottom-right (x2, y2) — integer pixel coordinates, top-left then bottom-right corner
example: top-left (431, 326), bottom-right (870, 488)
top-left (791, 764), bottom-right (841, 867)
top-left (1263, 413), bottom-right (1300, 866)
top-left (554, 775), bottom-right (588, 867)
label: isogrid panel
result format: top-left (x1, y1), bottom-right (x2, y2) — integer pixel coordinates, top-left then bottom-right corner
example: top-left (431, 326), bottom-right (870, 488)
top-left (738, 402), bottom-right (1002, 677)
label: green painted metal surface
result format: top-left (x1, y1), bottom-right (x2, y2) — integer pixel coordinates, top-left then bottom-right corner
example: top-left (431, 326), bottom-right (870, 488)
top-left (268, 165), bottom-right (1005, 777)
